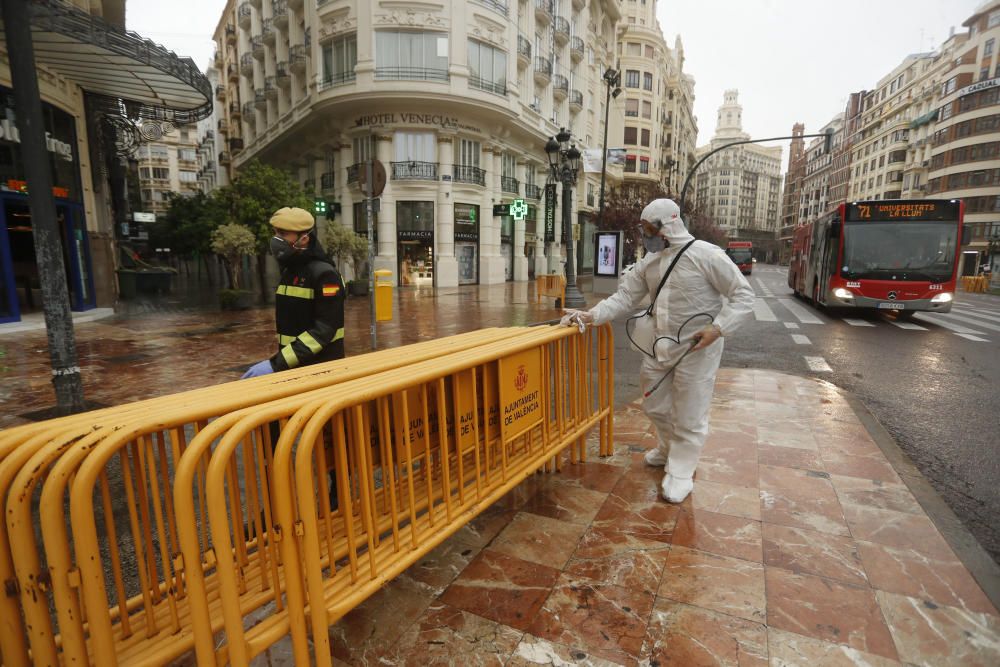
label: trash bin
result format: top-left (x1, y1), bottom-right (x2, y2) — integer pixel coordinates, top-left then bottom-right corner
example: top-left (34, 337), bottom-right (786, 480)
top-left (374, 269), bottom-right (393, 321)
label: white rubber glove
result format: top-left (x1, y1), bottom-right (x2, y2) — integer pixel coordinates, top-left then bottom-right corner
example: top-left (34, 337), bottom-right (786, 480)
top-left (559, 309), bottom-right (594, 332)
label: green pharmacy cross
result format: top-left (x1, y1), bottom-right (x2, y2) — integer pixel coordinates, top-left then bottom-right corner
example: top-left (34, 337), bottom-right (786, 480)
top-left (510, 198), bottom-right (528, 221)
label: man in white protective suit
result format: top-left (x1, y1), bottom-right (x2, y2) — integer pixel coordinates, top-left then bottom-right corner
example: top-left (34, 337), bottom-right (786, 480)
top-left (560, 198), bottom-right (754, 503)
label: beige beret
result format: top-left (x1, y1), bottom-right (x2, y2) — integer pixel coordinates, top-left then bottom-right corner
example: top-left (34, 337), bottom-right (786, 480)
top-left (270, 206), bottom-right (314, 232)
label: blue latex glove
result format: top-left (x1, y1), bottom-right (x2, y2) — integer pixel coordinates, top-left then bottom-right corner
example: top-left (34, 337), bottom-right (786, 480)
top-left (242, 359), bottom-right (274, 379)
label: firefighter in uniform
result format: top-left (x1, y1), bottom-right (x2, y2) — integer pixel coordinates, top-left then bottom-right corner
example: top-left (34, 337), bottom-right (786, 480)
top-left (243, 206), bottom-right (346, 378)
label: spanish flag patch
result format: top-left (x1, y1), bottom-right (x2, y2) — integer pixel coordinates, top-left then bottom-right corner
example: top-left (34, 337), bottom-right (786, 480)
top-left (322, 284), bottom-right (340, 297)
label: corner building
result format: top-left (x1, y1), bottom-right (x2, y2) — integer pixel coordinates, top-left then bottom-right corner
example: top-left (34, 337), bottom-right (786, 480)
top-left (217, 0), bottom-right (624, 287)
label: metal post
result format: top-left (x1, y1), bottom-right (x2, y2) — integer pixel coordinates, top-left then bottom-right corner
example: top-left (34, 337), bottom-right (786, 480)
top-left (365, 159), bottom-right (376, 349)
top-left (2, 0), bottom-right (85, 413)
top-left (561, 169), bottom-right (586, 308)
top-left (596, 69), bottom-right (617, 228)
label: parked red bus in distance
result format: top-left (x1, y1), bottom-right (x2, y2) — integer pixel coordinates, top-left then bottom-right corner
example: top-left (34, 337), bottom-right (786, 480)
top-left (788, 199), bottom-right (965, 318)
top-left (726, 241), bottom-right (753, 275)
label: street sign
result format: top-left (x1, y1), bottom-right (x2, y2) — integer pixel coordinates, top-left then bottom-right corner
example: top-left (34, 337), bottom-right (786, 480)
top-left (358, 160), bottom-right (387, 197)
top-left (510, 198), bottom-right (528, 221)
top-left (544, 184), bottom-right (557, 242)
top-left (493, 203), bottom-right (510, 216)
top-left (133, 212), bottom-right (155, 223)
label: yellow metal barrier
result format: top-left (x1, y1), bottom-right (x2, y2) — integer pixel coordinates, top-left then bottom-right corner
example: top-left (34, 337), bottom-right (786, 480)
top-left (0, 324), bottom-right (613, 666)
top-left (961, 275), bottom-right (990, 293)
top-left (535, 273), bottom-right (566, 305)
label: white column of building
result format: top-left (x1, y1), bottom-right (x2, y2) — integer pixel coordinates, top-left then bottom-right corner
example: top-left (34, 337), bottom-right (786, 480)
top-left (373, 133), bottom-right (396, 279)
top-left (436, 134), bottom-right (457, 287)
top-left (485, 146), bottom-right (507, 283)
top-left (338, 140), bottom-right (354, 260)
top-left (477, 145), bottom-right (497, 284)
top-left (513, 158), bottom-right (528, 281)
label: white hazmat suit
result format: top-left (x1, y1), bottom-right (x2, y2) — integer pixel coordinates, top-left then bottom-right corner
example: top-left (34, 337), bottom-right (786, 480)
top-left (573, 199), bottom-right (754, 502)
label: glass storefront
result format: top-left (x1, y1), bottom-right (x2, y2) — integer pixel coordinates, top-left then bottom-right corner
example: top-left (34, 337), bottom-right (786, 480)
top-left (500, 215), bottom-right (513, 282)
top-left (454, 202), bottom-right (479, 285)
top-left (397, 201), bottom-right (434, 286)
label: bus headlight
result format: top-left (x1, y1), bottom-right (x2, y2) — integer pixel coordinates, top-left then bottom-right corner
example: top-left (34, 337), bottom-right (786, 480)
top-left (930, 292), bottom-right (953, 303)
top-left (832, 288), bottom-right (854, 299)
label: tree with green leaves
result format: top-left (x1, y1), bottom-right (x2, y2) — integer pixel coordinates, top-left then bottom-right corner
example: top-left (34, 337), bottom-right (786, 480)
top-left (211, 223), bottom-right (257, 290)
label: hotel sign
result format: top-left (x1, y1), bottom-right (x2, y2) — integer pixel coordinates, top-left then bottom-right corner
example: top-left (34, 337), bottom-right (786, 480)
top-left (354, 113), bottom-right (481, 133)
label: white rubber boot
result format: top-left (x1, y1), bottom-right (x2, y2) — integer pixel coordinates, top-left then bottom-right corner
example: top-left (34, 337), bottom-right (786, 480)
top-left (644, 448), bottom-right (668, 467)
top-left (661, 474), bottom-right (694, 503)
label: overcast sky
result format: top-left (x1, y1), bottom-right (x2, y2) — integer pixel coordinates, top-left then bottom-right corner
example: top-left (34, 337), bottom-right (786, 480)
top-left (128, 0), bottom-right (984, 153)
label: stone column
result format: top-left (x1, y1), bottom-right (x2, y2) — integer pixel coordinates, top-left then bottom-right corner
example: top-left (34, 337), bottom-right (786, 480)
top-left (436, 133), bottom-right (457, 287)
top-left (373, 132), bottom-right (396, 279)
top-left (481, 146), bottom-right (506, 284)
top-left (513, 158), bottom-right (528, 282)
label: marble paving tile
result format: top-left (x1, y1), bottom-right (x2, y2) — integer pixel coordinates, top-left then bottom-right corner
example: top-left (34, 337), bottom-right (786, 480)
top-left (548, 461), bottom-right (624, 493)
top-left (490, 473), bottom-right (552, 511)
top-left (696, 449), bottom-right (759, 488)
top-left (328, 573), bottom-right (437, 664)
top-left (765, 568), bottom-right (899, 660)
top-left (757, 425), bottom-right (819, 452)
top-left (876, 590), bottom-right (1000, 666)
top-left (841, 504), bottom-right (955, 560)
top-left (439, 549), bottom-right (560, 631)
top-left (506, 634), bottom-right (625, 667)
top-left (767, 627), bottom-right (902, 666)
top-left (375, 602), bottom-right (522, 667)
top-left (403, 537), bottom-right (480, 595)
top-left (819, 450), bottom-right (901, 484)
top-left (657, 545), bottom-right (766, 623)
top-left (756, 444), bottom-right (825, 472)
top-left (592, 487), bottom-right (681, 545)
top-left (564, 525), bottom-right (671, 596)
top-left (759, 465), bottom-right (850, 537)
top-left (857, 540), bottom-right (998, 615)
top-left (762, 523), bottom-right (868, 586)
top-left (690, 479), bottom-right (762, 520)
top-left (671, 507), bottom-right (763, 562)
top-left (639, 599), bottom-right (767, 667)
top-left (487, 511), bottom-right (588, 569)
top-left (527, 572), bottom-right (654, 665)
top-left (520, 481), bottom-right (609, 525)
top-left (829, 475), bottom-right (922, 515)
top-left (451, 507), bottom-right (517, 549)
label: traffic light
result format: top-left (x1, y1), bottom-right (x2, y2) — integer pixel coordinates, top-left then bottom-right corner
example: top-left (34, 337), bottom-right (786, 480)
top-left (314, 198), bottom-right (327, 216)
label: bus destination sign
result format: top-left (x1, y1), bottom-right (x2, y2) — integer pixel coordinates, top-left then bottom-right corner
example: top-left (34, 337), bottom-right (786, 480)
top-left (846, 200), bottom-right (959, 222)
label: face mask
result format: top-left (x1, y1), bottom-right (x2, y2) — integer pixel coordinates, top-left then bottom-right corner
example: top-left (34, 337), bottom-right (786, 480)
top-left (270, 233), bottom-right (307, 263)
top-left (642, 233), bottom-right (667, 254)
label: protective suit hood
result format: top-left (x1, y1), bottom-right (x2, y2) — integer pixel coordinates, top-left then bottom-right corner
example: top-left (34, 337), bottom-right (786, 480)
top-left (641, 198), bottom-right (694, 246)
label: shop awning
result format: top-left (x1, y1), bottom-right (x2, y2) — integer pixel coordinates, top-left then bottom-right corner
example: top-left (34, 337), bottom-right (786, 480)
top-left (909, 108), bottom-right (939, 129)
top-left (0, 0), bottom-right (212, 122)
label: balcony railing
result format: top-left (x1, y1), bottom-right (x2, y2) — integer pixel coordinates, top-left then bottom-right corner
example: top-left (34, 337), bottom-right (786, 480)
top-left (218, 118), bottom-right (229, 132)
top-left (219, 151), bottom-right (231, 164)
top-left (252, 36), bottom-right (264, 57)
top-left (240, 53), bottom-right (254, 73)
top-left (238, 3), bottom-right (252, 28)
top-left (470, 75), bottom-right (506, 96)
top-left (553, 16), bottom-right (570, 44)
top-left (243, 102), bottom-right (255, 117)
top-left (534, 56), bottom-right (551, 82)
top-left (276, 62), bottom-right (290, 85)
top-left (453, 165), bottom-right (486, 186)
top-left (391, 161), bottom-right (439, 180)
top-left (525, 183), bottom-right (542, 200)
top-left (319, 71), bottom-right (356, 90)
top-left (254, 90), bottom-right (267, 108)
top-left (265, 77), bottom-right (277, 98)
top-left (570, 36), bottom-right (584, 60)
top-left (569, 89), bottom-right (583, 110)
top-left (321, 172), bottom-right (335, 191)
top-left (272, 0), bottom-right (288, 27)
top-left (517, 35), bottom-right (531, 63)
top-left (215, 84), bottom-right (225, 100)
top-left (552, 74), bottom-right (568, 98)
top-left (375, 67), bottom-right (449, 82)
top-left (475, 0), bottom-right (508, 16)
top-left (347, 163), bottom-right (361, 184)
top-left (535, 0), bottom-right (553, 23)
top-left (225, 24), bottom-right (236, 43)
top-left (262, 18), bottom-right (274, 44)
top-left (227, 64), bottom-right (238, 81)
top-left (229, 102), bottom-right (241, 116)
top-left (501, 176), bottom-right (519, 194)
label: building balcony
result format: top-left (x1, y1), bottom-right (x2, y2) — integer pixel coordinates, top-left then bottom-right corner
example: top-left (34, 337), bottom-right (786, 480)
top-left (535, 0), bottom-right (553, 24)
top-left (215, 84), bottom-right (225, 101)
top-left (375, 67), bottom-right (448, 82)
top-left (238, 2), bottom-right (251, 29)
top-left (218, 118), bottom-right (229, 133)
top-left (501, 176), bottom-right (519, 194)
top-left (262, 19), bottom-right (275, 45)
top-left (219, 151), bottom-right (231, 164)
top-left (225, 24), bottom-right (236, 45)
top-left (319, 71), bottom-right (357, 90)
top-left (290, 44), bottom-right (308, 72)
top-left (321, 172), bottom-right (335, 191)
top-left (470, 75), bottom-right (506, 96)
top-left (272, 0), bottom-right (288, 29)
top-left (552, 74), bottom-right (568, 100)
top-left (227, 64), bottom-right (238, 82)
top-left (229, 101), bottom-right (241, 117)
top-left (243, 101), bottom-right (255, 117)
top-left (254, 90), bottom-right (267, 108)
top-left (347, 163), bottom-right (361, 184)
top-left (534, 57), bottom-right (551, 84)
top-left (525, 183), bottom-right (542, 200)
top-left (570, 36), bottom-right (584, 61)
top-left (569, 89), bottom-right (583, 112)
top-left (391, 161), bottom-right (439, 181)
top-left (453, 165), bottom-right (486, 186)
top-left (229, 137), bottom-right (245, 153)
top-left (276, 62), bottom-right (290, 86)
top-left (517, 35), bottom-right (532, 69)
top-left (264, 78), bottom-right (277, 99)
top-left (251, 36), bottom-right (264, 58)
top-left (553, 16), bottom-right (570, 45)
top-left (240, 53), bottom-right (254, 74)
top-left (213, 50), bottom-right (222, 68)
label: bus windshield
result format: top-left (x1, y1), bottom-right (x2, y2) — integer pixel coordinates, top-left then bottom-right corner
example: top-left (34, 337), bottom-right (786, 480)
top-left (726, 249), bottom-right (752, 264)
top-left (841, 220), bottom-right (957, 282)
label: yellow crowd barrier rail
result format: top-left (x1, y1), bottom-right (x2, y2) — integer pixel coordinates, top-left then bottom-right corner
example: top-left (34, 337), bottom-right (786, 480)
top-left (0, 324), bottom-right (613, 666)
top-left (961, 274), bottom-right (990, 293)
top-left (535, 273), bottom-right (566, 305)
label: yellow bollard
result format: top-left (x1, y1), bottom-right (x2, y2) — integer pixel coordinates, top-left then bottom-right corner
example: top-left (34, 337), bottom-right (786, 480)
top-left (374, 269), bottom-right (393, 321)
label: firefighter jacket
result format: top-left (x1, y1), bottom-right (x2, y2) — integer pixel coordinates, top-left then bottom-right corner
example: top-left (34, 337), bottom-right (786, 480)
top-left (269, 243), bottom-right (346, 371)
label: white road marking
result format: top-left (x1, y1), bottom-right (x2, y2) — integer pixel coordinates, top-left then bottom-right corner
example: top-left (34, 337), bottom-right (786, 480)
top-left (792, 334), bottom-right (811, 345)
top-left (752, 298), bottom-right (777, 322)
top-left (784, 322), bottom-right (800, 329)
top-left (953, 308), bottom-right (1000, 325)
top-left (843, 318), bottom-right (876, 327)
top-left (954, 333), bottom-right (990, 342)
top-left (889, 320), bottom-right (928, 330)
top-left (941, 311), bottom-right (1000, 331)
top-left (804, 356), bottom-right (832, 372)
top-left (777, 298), bottom-right (825, 324)
top-left (913, 313), bottom-right (989, 336)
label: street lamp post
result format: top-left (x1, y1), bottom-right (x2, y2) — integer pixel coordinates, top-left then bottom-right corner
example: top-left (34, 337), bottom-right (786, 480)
top-left (596, 67), bottom-right (621, 228)
top-left (545, 128), bottom-right (586, 308)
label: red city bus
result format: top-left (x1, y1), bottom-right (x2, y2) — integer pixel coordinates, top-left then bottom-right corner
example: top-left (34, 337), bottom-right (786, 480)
top-left (726, 241), bottom-right (753, 275)
top-left (788, 199), bottom-right (964, 318)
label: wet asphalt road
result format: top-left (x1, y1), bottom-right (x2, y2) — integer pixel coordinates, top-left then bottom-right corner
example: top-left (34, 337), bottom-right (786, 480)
top-left (607, 264), bottom-right (1000, 564)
